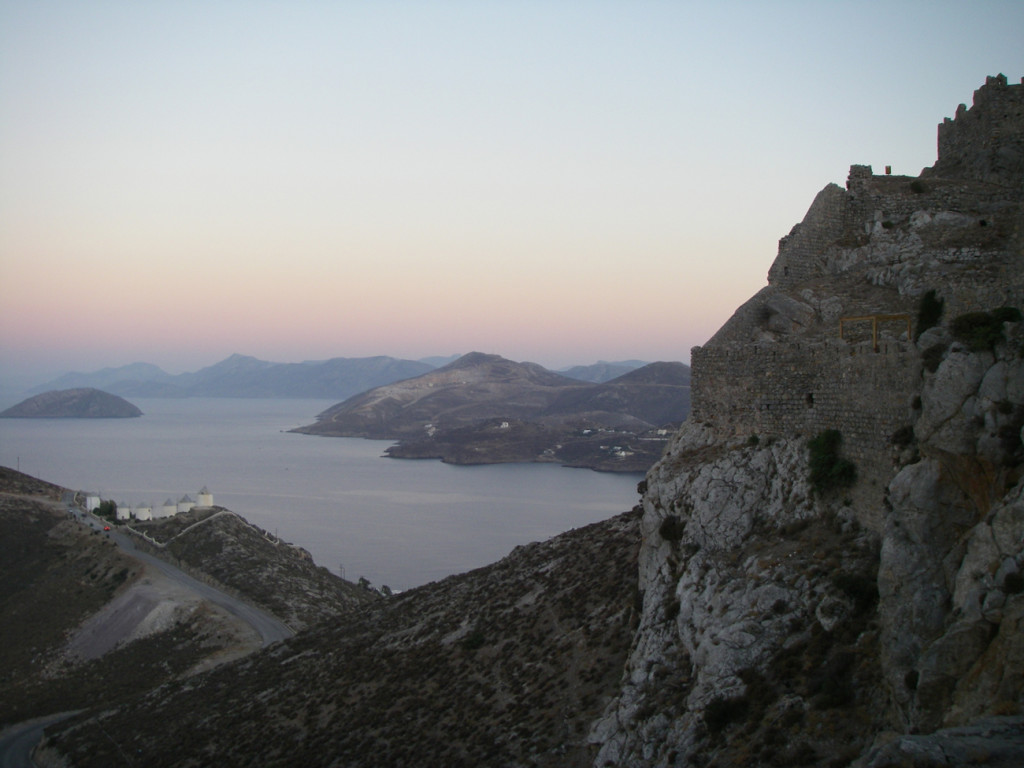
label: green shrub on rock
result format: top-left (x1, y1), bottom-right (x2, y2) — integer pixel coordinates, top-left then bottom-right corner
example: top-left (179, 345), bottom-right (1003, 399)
top-left (659, 515), bottom-right (686, 542)
top-left (808, 430), bottom-right (857, 495)
top-left (951, 307), bottom-right (1022, 351)
top-left (915, 289), bottom-right (944, 339)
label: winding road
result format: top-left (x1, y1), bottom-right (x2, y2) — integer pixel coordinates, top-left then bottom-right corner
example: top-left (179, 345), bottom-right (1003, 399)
top-left (107, 527), bottom-right (294, 646)
top-left (0, 507), bottom-right (294, 767)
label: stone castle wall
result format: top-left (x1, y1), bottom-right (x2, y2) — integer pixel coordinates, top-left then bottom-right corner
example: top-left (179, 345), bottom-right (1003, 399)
top-left (690, 338), bottom-right (920, 494)
top-left (850, 173), bottom-right (1015, 221)
top-left (932, 74), bottom-right (1024, 187)
top-left (687, 74), bottom-right (1021, 515)
top-left (768, 74), bottom-right (1023, 294)
top-left (769, 168), bottom-right (1019, 293)
top-left (766, 184), bottom-right (851, 286)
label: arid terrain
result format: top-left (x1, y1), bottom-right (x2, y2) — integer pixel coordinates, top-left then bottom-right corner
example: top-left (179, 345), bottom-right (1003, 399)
top-left (0, 465), bottom-right (642, 767)
top-left (296, 353), bottom-right (690, 471)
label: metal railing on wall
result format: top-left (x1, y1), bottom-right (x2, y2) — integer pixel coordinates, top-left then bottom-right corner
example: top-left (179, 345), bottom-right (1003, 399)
top-left (839, 314), bottom-right (912, 351)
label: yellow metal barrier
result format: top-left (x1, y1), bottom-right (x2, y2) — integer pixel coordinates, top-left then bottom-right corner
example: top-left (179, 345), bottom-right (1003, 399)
top-left (839, 314), bottom-right (912, 351)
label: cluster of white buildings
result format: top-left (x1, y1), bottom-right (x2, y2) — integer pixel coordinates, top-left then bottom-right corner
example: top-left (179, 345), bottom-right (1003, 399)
top-left (84, 487), bottom-right (214, 522)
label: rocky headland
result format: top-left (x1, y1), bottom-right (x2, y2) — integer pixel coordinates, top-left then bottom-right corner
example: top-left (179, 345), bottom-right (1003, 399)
top-left (294, 352), bottom-right (691, 472)
top-left (0, 388), bottom-right (142, 418)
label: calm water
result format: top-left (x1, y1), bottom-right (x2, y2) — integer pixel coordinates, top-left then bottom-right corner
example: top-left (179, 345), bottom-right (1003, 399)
top-left (0, 399), bottom-right (641, 590)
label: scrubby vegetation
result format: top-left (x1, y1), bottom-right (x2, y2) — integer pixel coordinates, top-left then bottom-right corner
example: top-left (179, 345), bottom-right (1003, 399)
top-left (890, 424), bottom-right (915, 448)
top-left (659, 514), bottom-right (686, 542)
top-left (922, 343), bottom-right (948, 373)
top-left (807, 430), bottom-right (857, 494)
top-left (43, 509), bottom-right (643, 767)
top-left (134, 509), bottom-right (377, 629)
top-left (915, 289), bottom-right (944, 338)
top-left (950, 307), bottom-right (1022, 351)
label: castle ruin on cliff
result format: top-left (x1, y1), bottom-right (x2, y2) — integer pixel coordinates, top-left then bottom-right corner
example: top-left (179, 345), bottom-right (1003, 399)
top-left (686, 74), bottom-right (1024, 522)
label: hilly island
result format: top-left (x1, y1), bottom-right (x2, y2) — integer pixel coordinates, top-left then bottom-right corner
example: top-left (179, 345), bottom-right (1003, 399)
top-left (0, 388), bottom-right (142, 419)
top-left (3, 76), bottom-right (1024, 767)
top-left (293, 352), bottom-right (692, 472)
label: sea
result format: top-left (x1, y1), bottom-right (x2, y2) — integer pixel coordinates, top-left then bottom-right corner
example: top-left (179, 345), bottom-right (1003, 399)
top-left (0, 398), bottom-right (643, 590)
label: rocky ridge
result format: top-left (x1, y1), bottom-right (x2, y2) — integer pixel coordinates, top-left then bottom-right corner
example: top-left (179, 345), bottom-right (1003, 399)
top-left (29, 354), bottom-right (435, 400)
top-left (126, 507), bottom-right (378, 630)
top-left (39, 510), bottom-right (642, 767)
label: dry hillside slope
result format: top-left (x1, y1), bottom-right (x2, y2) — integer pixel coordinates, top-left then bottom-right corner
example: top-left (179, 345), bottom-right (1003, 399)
top-left (40, 509), bottom-right (642, 767)
top-left (0, 469), bottom-right (252, 727)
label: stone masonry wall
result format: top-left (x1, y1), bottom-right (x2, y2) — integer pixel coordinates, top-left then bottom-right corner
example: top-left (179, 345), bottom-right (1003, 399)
top-left (767, 184), bottom-right (851, 287)
top-left (688, 74), bottom-right (1021, 528)
top-left (690, 339), bottom-right (920, 503)
top-left (932, 74), bottom-right (1024, 187)
top-left (850, 174), bottom-right (1015, 222)
top-left (769, 167), bottom-right (1019, 293)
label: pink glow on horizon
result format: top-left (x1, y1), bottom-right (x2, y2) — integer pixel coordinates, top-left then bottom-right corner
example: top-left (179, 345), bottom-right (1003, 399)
top-left (2, 4), bottom-right (1020, 384)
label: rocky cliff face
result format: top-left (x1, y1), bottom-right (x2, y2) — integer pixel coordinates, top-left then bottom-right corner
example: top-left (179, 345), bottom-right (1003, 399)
top-left (593, 76), bottom-right (1024, 766)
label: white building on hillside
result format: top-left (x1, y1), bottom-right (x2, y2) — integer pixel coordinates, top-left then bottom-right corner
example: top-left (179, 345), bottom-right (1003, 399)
top-left (134, 502), bottom-right (153, 521)
top-left (160, 498), bottom-right (177, 518)
top-left (84, 493), bottom-right (101, 512)
top-left (197, 487), bottom-right (213, 507)
top-left (116, 503), bottom-right (131, 521)
top-left (177, 495), bottom-right (195, 514)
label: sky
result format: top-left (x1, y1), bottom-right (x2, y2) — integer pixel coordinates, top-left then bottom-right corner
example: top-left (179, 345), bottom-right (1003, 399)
top-left (1, 1), bottom-right (1022, 386)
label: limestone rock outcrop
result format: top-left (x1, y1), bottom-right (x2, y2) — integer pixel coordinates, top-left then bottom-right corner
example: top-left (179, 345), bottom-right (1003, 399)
top-left (593, 75), bottom-right (1024, 766)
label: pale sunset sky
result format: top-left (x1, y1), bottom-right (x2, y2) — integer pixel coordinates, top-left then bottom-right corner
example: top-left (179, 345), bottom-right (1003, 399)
top-left (1, 1), bottom-right (1021, 385)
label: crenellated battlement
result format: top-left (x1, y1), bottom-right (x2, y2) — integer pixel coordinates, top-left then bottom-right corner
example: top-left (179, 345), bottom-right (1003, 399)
top-left (763, 75), bottom-right (1022, 297)
top-left (930, 73), bottom-right (1024, 187)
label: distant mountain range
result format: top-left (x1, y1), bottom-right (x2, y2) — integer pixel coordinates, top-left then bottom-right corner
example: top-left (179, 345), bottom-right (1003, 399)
top-left (294, 352), bottom-right (691, 471)
top-left (556, 360), bottom-right (649, 383)
top-left (27, 354), bottom-right (651, 400)
top-left (30, 354), bottom-right (435, 401)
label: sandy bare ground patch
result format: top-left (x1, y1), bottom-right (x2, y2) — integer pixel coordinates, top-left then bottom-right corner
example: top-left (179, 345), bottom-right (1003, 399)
top-left (64, 562), bottom-right (260, 665)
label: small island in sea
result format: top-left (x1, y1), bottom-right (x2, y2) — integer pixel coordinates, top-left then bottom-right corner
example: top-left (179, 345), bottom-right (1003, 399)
top-left (0, 388), bottom-right (143, 419)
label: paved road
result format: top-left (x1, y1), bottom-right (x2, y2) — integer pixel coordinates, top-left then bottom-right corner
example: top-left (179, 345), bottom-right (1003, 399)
top-left (0, 713), bottom-right (79, 768)
top-left (107, 527), bottom-right (294, 646)
top-left (0, 509), bottom-right (294, 767)
top-left (73, 507), bottom-right (293, 646)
